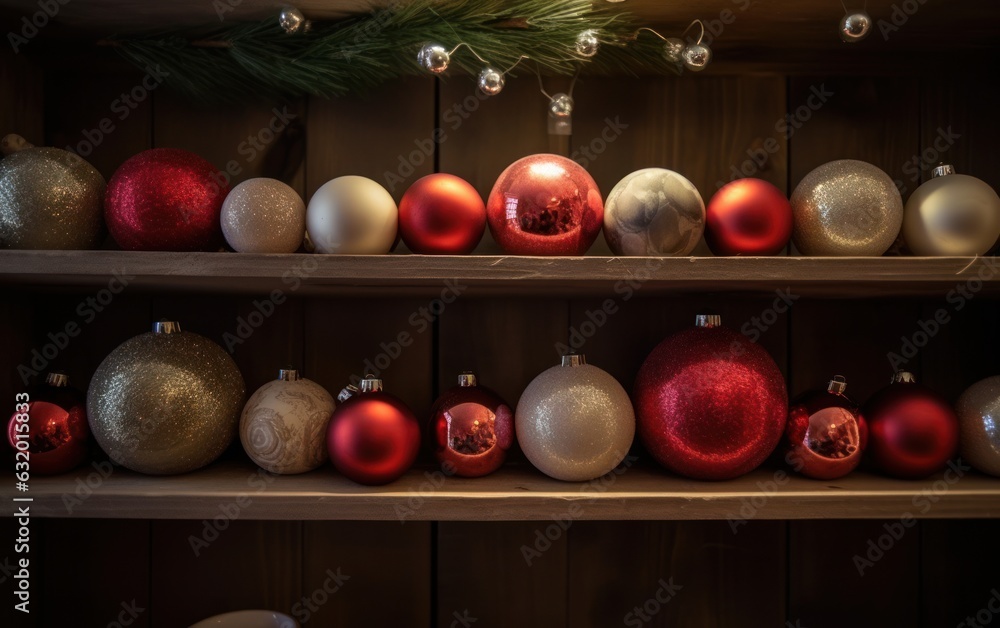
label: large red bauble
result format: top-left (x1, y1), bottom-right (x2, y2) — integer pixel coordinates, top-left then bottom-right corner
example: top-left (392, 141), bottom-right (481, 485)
top-left (399, 173), bottom-right (486, 254)
top-left (429, 373), bottom-right (514, 478)
top-left (634, 318), bottom-right (788, 480)
top-left (327, 382), bottom-right (420, 485)
top-left (105, 148), bottom-right (229, 251)
top-left (861, 374), bottom-right (958, 479)
top-left (785, 377), bottom-right (867, 480)
top-left (706, 178), bottom-right (792, 255)
top-left (7, 375), bottom-right (89, 475)
top-left (486, 153), bottom-right (603, 255)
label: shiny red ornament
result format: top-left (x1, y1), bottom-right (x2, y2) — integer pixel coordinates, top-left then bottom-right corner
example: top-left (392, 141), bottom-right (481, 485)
top-left (861, 372), bottom-right (958, 479)
top-left (429, 372), bottom-right (514, 478)
top-left (105, 148), bottom-right (228, 251)
top-left (327, 376), bottom-right (420, 485)
top-left (7, 373), bottom-right (89, 475)
top-left (785, 376), bottom-right (867, 480)
top-left (399, 173), bottom-right (486, 254)
top-left (706, 178), bottom-right (792, 255)
top-left (486, 153), bottom-right (603, 255)
top-left (634, 315), bottom-right (788, 480)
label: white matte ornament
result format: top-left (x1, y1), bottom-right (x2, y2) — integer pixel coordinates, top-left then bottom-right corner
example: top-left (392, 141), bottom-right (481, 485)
top-left (478, 67), bottom-right (505, 96)
top-left (221, 178), bottom-right (305, 253)
top-left (902, 166), bottom-right (1000, 256)
top-left (306, 175), bottom-right (398, 254)
top-left (956, 376), bottom-right (1000, 477)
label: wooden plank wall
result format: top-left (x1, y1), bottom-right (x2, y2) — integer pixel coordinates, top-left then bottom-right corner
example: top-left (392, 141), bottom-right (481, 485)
top-left (2, 48), bottom-right (999, 627)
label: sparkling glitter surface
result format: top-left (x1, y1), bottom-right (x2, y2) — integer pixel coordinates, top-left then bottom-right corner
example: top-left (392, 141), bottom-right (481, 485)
top-left (791, 159), bottom-right (903, 256)
top-left (327, 391), bottom-right (420, 485)
top-left (785, 388), bottom-right (864, 480)
top-left (0, 147), bottom-right (105, 249)
top-left (634, 326), bottom-right (787, 480)
top-left (105, 148), bottom-right (228, 251)
top-left (486, 154), bottom-right (603, 255)
top-left (221, 178), bottom-right (305, 253)
top-left (240, 377), bottom-right (335, 474)
top-left (955, 375), bottom-right (1000, 477)
top-left (87, 330), bottom-right (246, 475)
top-left (516, 363), bottom-right (634, 482)
top-left (430, 383), bottom-right (513, 478)
top-left (603, 168), bottom-right (705, 256)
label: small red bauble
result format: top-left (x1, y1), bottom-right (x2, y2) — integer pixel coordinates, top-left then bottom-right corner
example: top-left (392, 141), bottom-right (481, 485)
top-left (327, 375), bottom-right (420, 485)
top-left (634, 314), bottom-right (787, 480)
top-left (7, 373), bottom-right (89, 475)
top-left (429, 372), bottom-right (513, 477)
top-left (861, 372), bottom-right (959, 479)
top-left (486, 153), bottom-right (603, 255)
top-left (785, 376), bottom-right (867, 480)
top-left (399, 173), bottom-right (486, 254)
top-left (105, 148), bottom-right (228, 251)
top-left (706, 178), bottom-right (792, 255)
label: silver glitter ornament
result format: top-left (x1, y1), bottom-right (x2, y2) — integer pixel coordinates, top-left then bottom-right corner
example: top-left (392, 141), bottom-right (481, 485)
top-left (548, 93), bottom-right (574, 118)
top-left (839, 11), bottom-right (872, 43)
top-left (87, 321), bottom-right (246, 475)
top-left (576, 29), bottom-right (600, 57)
top-left (279, 6), bottom-right (307, 34)
top-left (902, 165), bottom-right (1000, 256)
top-left (791, 159), bottom-right (903, 256)
top-left (663, 37), bottom-right (686, 63)
top-left (0, 138), bottom-right (105, 250)
top-left (603, 168), bottom-right (705, 256)
top-left (221, 178), bottom-right (305, 253)
top-left (956, 376), bottom-right (1000, 477)
top-left (418, 43), bottom-right (450, 74)
top-left (681, 43), bottom-right (711, 71)
top-left (515, 354), bottom-right (635, 482)
top-left (477, 67), bottom-right (505, 96)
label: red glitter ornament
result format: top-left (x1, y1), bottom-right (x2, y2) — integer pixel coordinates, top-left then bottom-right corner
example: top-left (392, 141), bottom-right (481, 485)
top-left (7, 373), bottom-right (89, 475)
top-left (785, 376), bottom-right (867, 480)
top-left (486, 153), bottom-right (603, 255)
top-left (399, 173), bottom-right (486, 254)
top-left (105, 148), bottom-right (228, 251)
top-left (706, 178), bottom-right (792, 255)
top-left (429, 372), bottom-right (513, 478)
top-left (634, 314), bottom-right (787, 480)
top-left (861, 372), bottom-right (958, 479)
top-left (327, 375), bottom-right (420, 485)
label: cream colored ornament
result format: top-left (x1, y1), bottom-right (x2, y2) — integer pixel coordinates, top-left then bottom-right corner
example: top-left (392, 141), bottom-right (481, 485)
top-left (902, 165), bottom-right (1000, 256)
top-left (221, 178), bottom-right (305, 253)
top-left (306, 175), bottom-right (397, 254)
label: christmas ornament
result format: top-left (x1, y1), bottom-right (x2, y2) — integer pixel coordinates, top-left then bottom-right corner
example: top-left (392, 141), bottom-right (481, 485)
top-left (221, 178), bottom-right (305, 254)
top-left (429, 372), bottom-right (514, 477)
top-left (603, 168), bottom-right (705, 256)
top-left (839, 11), bottom-right (872, 43)
top-left (240, 368), bottom-right (335, 474)
top-left (327, 375), bottom-right (420, 485)
top-left (87, 321), bottom-right (246, 475)
top-left (0, 134), bottom-right (105, 250)
top-left (417, 43), bottom-right (450, 74)
top-left (634, 314), bottom-right (787, 480)
top-left (399, 173), bottom-right (486, 254)
top-left (785, 376), bottom-right (867, 480)
top-left (516, 354), bottom-right (634, 482)
top-left (955, 375), bottom-right (1000, 477)
top-left (902, 164), bottom-right (1000, 256)
top-left (662, 37), bottom-right (685, 63)
top-left (486, 153), bottom-right (603, 255)
top-left (681, 43), bottom-right (711, 71)
top-left (861, 372), bottom-right (959, 479)
top-left (548, 93), bottom-right (574, 119)
top-left (791, 159), bottom-right (903, 256)
top-left (306, 175), bottom-right (397, 254)
top-left (477, 67), bottom-right (505, 96)
top-left (279, 6), bottom-right (308, 34)
top-left (105, 148), bottom-right (229, 251)
top-left (706, 178), bottom-right (792, 256)
top-left (575, 29), bottom-right (599, 57)
top-left (6, 373), bottom-right (90, 475)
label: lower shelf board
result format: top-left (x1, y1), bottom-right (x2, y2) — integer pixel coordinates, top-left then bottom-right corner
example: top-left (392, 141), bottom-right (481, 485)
top-left (7, 460), bottom-right (998, 521)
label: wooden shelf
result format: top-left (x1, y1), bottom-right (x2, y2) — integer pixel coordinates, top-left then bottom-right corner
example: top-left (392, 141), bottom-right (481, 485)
top-left (1, 251), bottom-right (999, 297)
top-left (7, 460), bottom-right (999, 521)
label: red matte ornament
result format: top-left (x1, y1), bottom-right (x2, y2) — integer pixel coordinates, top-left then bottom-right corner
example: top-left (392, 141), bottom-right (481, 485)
top-left (706, 178), bottom-right (792, 255)
top-left (105, 148), bottom-right (228, 251)
top-left (327, 375), bottom-right (420, 485)
top-left (785, 375), bottom-right (867, 480)
top-left (861, 372), bottom-right (958, 479)
top-left (486, 153), bottom-right (603, 255)
top-left (634, 314), bottom-right (788, 480)
top-left (7, 373), bottom-right (90, 475)
top-left (429, 372), bottom-right (513, 478)
top-left (399, 173), bottom-right (486, 254)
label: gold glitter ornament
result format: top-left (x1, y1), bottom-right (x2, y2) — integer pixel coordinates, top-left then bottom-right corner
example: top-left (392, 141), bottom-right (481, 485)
top-left (221, 178), bottom-right (305, 253)
top-left (87, 321), bottom-right (246, 475)
top-left (791, 159), bottom-right (903, 256)
top-left (0, 134), bottom-right (105, 250)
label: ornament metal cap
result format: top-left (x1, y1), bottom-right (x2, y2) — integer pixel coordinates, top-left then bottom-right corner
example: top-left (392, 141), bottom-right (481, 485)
top-left (153, 321), bottom-right (182, 334)
top-left (827, 375), bottom-right (848, 395)
top-left (561, 353), bottom-right (587, 367)
top-left (695, 314), bottom-right (721, 328)
top-left (891, 371), bottom-right (917, 384)
top-left (337, 384), bottom-right (359, 403)
top-left (458, 372), bottom-right (478, 387)
top-left (278, 368), bottom-right (301, 381)
top-left (360, 374), bottom-right (383, 393)
top-left (931, 164), bottom-right (956, 178)
top-left (46, 372), bottom-right (69, 387)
